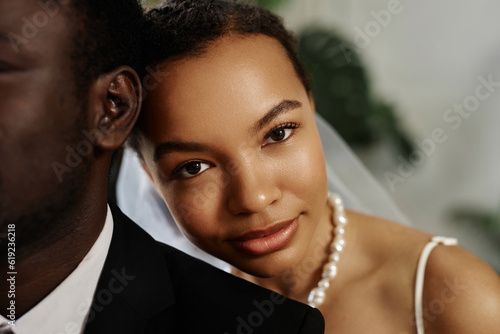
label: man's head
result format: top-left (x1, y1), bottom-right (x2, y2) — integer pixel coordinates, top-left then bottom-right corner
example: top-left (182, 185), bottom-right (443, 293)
top-left (0, 0), bottom-right (144, 253)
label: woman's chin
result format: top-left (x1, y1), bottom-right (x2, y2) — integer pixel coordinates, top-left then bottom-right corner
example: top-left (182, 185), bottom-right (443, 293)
top-left (229, 256), bottom-right (297, 279)
top-left (232, 265), bottom-right (285, 280)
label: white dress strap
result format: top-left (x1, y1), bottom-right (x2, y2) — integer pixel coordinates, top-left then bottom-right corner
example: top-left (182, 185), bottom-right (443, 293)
top-left (415, 236), bottom-right (458, 334)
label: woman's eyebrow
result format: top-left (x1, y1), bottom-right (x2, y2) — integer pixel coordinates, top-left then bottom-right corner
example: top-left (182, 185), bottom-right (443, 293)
top-left (153, 99), bottom-right (302, 162)
top-left (251, 99), bottom-right (302, 134)
top-left (153, 141), bottom-right (211, 162)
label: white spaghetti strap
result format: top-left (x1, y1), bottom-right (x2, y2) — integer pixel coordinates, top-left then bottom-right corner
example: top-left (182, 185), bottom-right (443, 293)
top-left (415, 236), bottom-right (458, 334)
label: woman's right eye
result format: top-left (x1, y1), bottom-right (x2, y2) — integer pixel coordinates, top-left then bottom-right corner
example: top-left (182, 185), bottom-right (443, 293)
top-left (174, 161), bottom-right (211, 178)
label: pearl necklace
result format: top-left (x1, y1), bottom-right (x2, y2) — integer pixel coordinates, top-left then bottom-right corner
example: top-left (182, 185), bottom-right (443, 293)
top-left (307, 192), bottom-right (347, 308)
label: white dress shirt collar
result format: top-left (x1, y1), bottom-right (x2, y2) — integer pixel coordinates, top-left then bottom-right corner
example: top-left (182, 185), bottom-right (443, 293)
top-left (0, 205), bottom-right (114, 334)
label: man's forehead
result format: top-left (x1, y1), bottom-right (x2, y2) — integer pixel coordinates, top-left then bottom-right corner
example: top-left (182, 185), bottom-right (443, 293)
top-left (0, 0), bottom-right (70, 24)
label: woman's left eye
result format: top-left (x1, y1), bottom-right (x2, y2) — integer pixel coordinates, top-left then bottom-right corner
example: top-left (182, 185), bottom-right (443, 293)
top-left (174, 161), bottom-right (211, 178)
top-left (263, 123), bottom-right (300, 145)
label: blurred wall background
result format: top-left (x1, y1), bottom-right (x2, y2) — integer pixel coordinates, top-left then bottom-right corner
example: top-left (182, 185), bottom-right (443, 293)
top-left (142, 0), bottom-right (500, 271)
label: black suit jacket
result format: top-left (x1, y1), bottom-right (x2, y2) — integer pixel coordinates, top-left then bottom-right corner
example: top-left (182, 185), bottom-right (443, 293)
top-left (84, 203), bottom-right (325, 333)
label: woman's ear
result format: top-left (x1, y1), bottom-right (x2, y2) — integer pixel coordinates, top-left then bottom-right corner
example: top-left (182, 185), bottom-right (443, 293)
top-left (86, 66), bottom-right (142, 150)
top-left (308, 91), bottom-right (316, 113)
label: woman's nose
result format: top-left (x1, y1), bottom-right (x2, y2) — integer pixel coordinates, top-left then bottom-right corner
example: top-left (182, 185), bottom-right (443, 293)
top-left (226, 161), bottom-right (281, 215)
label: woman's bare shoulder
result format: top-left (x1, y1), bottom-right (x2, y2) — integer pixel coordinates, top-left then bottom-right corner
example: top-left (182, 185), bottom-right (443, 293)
top-left (422, 242), bottom-right (500, 333)
top-left (346, 209), bottom-right (432, 260)
top-left (345, 210), bottom-right (500, 332)
top-left (345, 210), bottom-right (432, 290)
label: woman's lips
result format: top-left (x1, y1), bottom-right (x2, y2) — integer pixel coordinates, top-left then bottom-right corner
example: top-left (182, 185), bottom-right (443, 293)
top-left (228, 217), bottom-right (299, 256)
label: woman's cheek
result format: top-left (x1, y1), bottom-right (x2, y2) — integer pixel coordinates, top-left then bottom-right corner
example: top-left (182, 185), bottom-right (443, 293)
top-left (283, 137), bottom-right (327, 194)
top-left (163, 182), bottom-right (222, 238)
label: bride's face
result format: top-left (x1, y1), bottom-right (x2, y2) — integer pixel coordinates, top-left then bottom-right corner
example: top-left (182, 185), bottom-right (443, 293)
top-left (140, 34), bottom-right (329, 277)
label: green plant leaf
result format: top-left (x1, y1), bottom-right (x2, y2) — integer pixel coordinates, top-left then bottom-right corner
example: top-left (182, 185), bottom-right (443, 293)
top-left (252, 0), bottom-right (292, 10)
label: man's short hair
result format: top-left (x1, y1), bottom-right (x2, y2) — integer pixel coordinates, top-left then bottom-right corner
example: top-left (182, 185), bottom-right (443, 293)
top-left (68, 0), bottom-right (145, 98)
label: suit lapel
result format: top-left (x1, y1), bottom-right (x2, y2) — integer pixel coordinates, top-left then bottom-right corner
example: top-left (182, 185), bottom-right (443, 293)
top-left (84, 202), bottom-right (175, 333)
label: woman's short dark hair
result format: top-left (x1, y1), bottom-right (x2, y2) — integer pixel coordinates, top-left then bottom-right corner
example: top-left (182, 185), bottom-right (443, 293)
top-left (129, 0), bottom-right (310, 156)
top-left (143, 0), bottom-right (309, 91)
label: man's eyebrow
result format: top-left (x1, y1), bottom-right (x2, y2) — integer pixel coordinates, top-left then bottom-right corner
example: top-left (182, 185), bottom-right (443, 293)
top-left (251, 100), bottom-right (302, 134)
top-left (0, 31), bottom-right (25, 52)
top-left (153, 141), bottom-right (212, 162)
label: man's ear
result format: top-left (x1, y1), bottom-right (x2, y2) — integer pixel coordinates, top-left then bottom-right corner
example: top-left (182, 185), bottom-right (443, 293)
top-left (87, 66), bottom-right (142, 151)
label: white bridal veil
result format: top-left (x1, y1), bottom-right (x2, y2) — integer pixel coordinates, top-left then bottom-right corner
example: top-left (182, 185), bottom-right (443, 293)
top-left (116, 114), bottom-right (410, 269)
